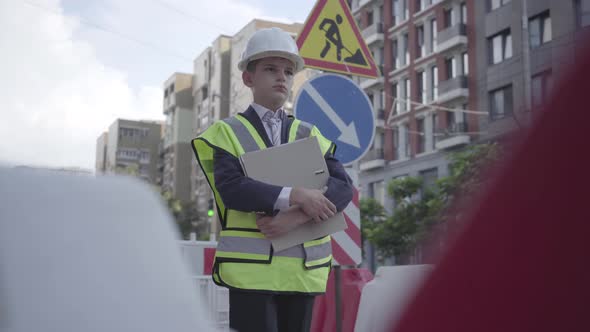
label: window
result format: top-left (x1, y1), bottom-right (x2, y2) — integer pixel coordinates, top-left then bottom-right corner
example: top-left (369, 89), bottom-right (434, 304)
top-left (392, 0), bottom-right (399, 25)
top-left (392, 82), bottom-right (398, 114)
top-left (403, 32), bottom-right (410, 65)
top-left (201, 86), bottom-right (208, 100)
top-left (445, 56), bottom-right (456, 79)
top-left (417, 118), bottom-right (426, 153)
top-left (431, 65), bottom-right (438, 100)
top-left (462, 52), bottom-right (469, 75)
top-left (575, 0), bottom-right (590, 28)
top-left (169, 83), bottom-right (175, 92)
top-left (431, 113), bottom-right (438, 150)
top-left (489, 29), bottom-right (512, 64)
top-left (420, 168), bottom-right (438, 192)
top-left (392, 39), bottom-right (399, 70)
top-left (393, 126), bottom-right (400, 159)
top-left (403, 0), bottom-right (409, 20)
top-left (529, 11), bottom-right (552, 48)
top-left (139, 150), bottom-right (151, 163)
top-left (490, 0), bottom-right (511, 11)
top-left (489, 85), bottom-right (513, 120)
top-left (532, 71), bottom-right (553, 108)
top-left (416, 25), bottom-right (425, 58)
top-left (370, 181), bottom-right (386, 205)
top-left (417, 71), bottom-right (426, 103)
top-left (404, 124), bottom-right (411, 157)
top-left (368, 10), bottom-right (374, 26)
top-left (405, 78), bottom-right (411, 111)
top-left (444, 8), bottom-right (454, 28)
top-left (461, 2), bottom-right (467, 24)
top-left (416, 0), bottom-right (426, 12)
top-left (430, 18), bottom-right (437, 52)
top-left (201, 115), bottom-right (209, 127)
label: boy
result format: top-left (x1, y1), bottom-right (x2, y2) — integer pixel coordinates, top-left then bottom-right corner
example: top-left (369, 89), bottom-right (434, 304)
top-left (192, 27), bottom-right (353, 332)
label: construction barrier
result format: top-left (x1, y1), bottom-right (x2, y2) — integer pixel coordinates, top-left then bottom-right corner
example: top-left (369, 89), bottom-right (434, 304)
top-left (311, 268), bottom-right (374, 332)
top-left (179, 238), bottom-right (228, 330)
top-left (354, 265), bottom-right (432, 332)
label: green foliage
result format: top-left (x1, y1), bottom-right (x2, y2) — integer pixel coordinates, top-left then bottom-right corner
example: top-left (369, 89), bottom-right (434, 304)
top-left (362, 143), bottom-right (501, 261)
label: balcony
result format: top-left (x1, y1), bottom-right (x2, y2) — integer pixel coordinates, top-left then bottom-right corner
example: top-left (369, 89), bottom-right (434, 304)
top-left (163, 93), bottom-right (176, 113)
top-left (437, 23), bottom-right (468, 53)
top-left (436, 75), bottom-right (469, 103)
top-left (360, 65), bottom-right (384, 90)
top-left (352, 0), bottom-right (375, 14)
top-left (435, 122), bottom-right (471, 150)
top-left (362, 22), bottom-right (384, 46)
top-left (360, 148), bottom-right (385, 171)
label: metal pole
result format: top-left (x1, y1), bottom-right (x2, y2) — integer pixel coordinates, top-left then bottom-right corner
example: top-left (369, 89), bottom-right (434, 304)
top-left (522, 0), bottom-right (532, 113)
top-left (334, 265), bottom-right (342, 332)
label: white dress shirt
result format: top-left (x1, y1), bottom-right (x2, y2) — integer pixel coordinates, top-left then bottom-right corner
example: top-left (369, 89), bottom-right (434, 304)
top-left (251, 103), bottom-right (292, 212)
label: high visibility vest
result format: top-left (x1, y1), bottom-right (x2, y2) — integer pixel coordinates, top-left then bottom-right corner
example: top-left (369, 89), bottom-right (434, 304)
top-left (191, 114), bottom-right (334, 294)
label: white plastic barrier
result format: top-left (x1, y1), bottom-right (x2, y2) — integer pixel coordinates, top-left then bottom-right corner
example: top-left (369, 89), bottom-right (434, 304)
top-left (178, 239), bottom-right (230, 331)
top-left (354, 265), bottom-right (433, 332)
top-left (0, 169), bottom-right (217, 332)
top-left (193, 276), bottom-right (230, 331)
top-left (179, 238), bottom-right (217, 276)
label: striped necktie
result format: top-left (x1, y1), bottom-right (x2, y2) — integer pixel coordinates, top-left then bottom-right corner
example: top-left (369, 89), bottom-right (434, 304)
top-left (262, 110), bottom-right (282, 146)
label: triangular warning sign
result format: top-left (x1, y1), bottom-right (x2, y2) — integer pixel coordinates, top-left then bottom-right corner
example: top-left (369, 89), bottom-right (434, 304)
top-left (297, 0), bottom-right (380, 78)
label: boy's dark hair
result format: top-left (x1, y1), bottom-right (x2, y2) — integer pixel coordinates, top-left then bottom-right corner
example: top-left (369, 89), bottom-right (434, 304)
top-left (246, 59), bottom-right (259, 73)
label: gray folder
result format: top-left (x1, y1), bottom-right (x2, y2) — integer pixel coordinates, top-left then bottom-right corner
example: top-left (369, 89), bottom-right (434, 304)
top-left (240, 136), bottom-right (347, 252)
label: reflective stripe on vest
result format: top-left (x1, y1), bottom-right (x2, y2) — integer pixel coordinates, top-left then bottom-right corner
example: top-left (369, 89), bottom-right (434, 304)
top-left (222, 117), bottom-right (262, 153)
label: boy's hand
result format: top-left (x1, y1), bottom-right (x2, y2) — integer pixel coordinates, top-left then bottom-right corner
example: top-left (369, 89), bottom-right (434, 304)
top-left (289, 187), bottom-right (337, 223)
top-left (256, 207), bottom-right (308, 238)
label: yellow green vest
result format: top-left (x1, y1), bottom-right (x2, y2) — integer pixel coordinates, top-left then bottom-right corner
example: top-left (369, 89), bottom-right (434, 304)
top-left (191, 114), bottom-right (334, 294)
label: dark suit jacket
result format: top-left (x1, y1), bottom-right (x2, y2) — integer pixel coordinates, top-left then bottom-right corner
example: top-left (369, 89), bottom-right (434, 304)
top-left (213, 107), bottom-right (353, 218)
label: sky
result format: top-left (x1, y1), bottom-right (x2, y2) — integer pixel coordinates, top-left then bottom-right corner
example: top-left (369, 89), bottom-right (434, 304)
top-left (0, 0), bottom-right (316, 170)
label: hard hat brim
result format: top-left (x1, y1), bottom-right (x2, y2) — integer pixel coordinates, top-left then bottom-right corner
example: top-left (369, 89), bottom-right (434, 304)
top-left (238, 50), bottom-right (305, 73)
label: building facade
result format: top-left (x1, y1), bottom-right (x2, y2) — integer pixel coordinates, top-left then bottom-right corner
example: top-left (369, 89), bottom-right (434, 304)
top-left (162, 73), bottom-right (195, 203)
top-left (352, 0), bottom-right (589, 215)
top-left (100, 119), bottom-right (162, 183)
top-left (95, 132), bottom-right (108, 174)
top-left (191, 35), bottom-right (232, 235)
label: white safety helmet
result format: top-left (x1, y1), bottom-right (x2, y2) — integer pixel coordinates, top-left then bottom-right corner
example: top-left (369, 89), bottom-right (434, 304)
top-left (238, 27), bottom-right (305, 73)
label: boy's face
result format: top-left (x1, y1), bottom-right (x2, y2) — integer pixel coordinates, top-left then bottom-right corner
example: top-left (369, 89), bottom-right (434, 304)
top-left (242, 57), bottom-right (295, 110)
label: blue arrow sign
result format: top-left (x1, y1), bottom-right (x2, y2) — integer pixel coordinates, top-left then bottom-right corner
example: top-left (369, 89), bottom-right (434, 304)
top-left (293, 74), bottom-right (375, 165)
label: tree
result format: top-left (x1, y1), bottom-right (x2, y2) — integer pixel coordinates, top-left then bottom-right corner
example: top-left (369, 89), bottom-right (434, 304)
top-left (362, 143), bottom-right (501, 262)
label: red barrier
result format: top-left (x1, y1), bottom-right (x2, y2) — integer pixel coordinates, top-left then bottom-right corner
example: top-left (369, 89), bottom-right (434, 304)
top-left (203, 248), bottom-right (216, 275)
top-left (311, 268), bottom-right (374, 332)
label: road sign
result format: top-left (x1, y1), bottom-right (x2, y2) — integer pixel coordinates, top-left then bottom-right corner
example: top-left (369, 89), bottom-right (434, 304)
top-left (294, 73), bottom-right (375, 166)
top-left (331, 168), bottom-right (362, 266)
top-left (297, 0), bottom-right (380, 78)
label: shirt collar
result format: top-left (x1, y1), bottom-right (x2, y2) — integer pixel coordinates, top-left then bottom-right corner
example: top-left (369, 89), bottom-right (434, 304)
top-left (251, 103), bottom-right (284, 121)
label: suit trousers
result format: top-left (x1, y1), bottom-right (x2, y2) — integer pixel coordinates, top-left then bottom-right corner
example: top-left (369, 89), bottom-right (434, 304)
top-left (229, 290), bottom-right (316, 332)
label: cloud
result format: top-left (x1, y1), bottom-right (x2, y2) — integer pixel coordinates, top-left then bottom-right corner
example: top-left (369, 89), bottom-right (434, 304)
top-left (0, 0), bottom-right (303, 170)
top-left (0, 0), bottom-right (163, 169)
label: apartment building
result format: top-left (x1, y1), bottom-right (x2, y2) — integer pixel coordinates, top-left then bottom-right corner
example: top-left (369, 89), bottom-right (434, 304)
top-left (162, 73), bottom-right (194, 203)
top-left (352, 0), bottom-right (465, 209)
top-left (190, 35), bottom-right (232, 234)
top-left (95, 132), bottom-right (108, 174)
top-left (352, 0), bottom-right (589, 211)
top-left (99, 119), bottom-right (162, 183)
top-left (476, 0), bottom-right (590, 139)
